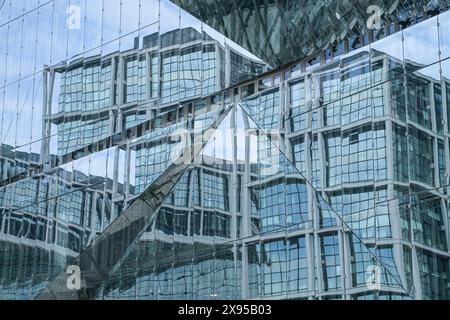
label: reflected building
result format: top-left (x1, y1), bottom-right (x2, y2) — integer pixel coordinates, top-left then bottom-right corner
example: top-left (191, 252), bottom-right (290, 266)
top-left (93, 46), bottom-right (450, 300)
top-left (0, 143), bottom-right (124, 298)
top-left (46, 27), bottom-right (265, 157)
top-left (0, 0), bottom-right (450, 301)
top-left (0, 18), bottom-right (267, 299)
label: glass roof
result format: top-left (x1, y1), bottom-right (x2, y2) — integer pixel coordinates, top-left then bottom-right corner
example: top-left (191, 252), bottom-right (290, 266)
top-left (171, 0), bottom-right (444, 66)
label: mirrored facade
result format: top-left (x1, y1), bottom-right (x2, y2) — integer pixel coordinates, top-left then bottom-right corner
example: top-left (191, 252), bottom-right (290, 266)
top-left (0, 0), bottom-right (450, 300)
top-left (172, 0), bottom-right (450, 66)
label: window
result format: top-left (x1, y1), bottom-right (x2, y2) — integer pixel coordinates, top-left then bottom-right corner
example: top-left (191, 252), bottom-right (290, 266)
top-left (407, 76), bottom-right (432, 130)
top-left (341, 123), bottom-right (387, 183)
top-left (408, 126), bottom-right (435, 186)
top-left (291, 135), bottom-right (307, 176)
top-left (289, 79), bottom-right (307, 132)
top-left (321, 233), bottom-right (341, 291)
top-left (124, 55), bottom-right (147, 103)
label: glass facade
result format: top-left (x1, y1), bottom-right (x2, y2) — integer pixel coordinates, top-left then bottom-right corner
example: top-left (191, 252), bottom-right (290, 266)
top-left (172, 0), bottom-right (450, 66)
top-left (0, 0), bottom-right (449, 301)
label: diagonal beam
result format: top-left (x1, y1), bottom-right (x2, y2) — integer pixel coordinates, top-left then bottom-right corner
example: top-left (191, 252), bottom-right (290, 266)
top-left (34, 105), bottom-right (234, 300)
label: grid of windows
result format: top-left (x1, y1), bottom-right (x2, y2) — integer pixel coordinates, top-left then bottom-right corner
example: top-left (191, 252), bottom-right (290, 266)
top-left (350, 236), bottom-right (375, 287)
top-left (150, 53), bottom-right (160, 98)
top-left (179, 46), bottom-right (202, 99)
top-left (202, 45), bottom-right (218, 95)
top-left (248, 243), bottom-right (263, 298)
top-left (321, 233), bottom-right (341, 291)
top-left (341, 56), bottom-right (382, 96)
top-left (341, 123), bottom-right (387, 183)
top-left (376, 246), bottom-right (402, 286)
top-left (248, 237), bottom-right (312, 298)
top-left (434, 84), bottom-right (443, 136)
top-left (202, 211), bottom-right (231, 238)
top-left (124, 110), bottom-right (148, 130)
top-left (321, 69), bottom-right (340, 127)
top-left (163, 260), bottom-right (190, 299)
top-left (325, 131), bottom-right (341, 187)
top-left (261, 240), bottom-right (287, 296)
top-left (124, 55), bottom-right (147, 103)
top-left (59, 66), bottom-right (83, 113)
top-left (393, 124), bottom-right (409, 182)
top-left (320, 70), bottom-right (340, 103)
top-left (287, 237), bottom-right (308, 293)
top-left (416, 249), bottom-right (449, 300)
top-left (289, 79), bottom-right (307, 132)
top-left (57, 116), bottom-right (110, 156)
top-left (408, 76), bottom-right (432, 131)
top-left (341, 86), bottom-right (384, 125)
top-left (438, 141), bottom-right (446, 187)
top-left (192, 254), bottom-right (215, 299)
top-left (411, 194), bottom-right (447, 251)
top-left (330, 187), bottom-right (391, 240)
top-left (57, 120), bottom-right (82, 156)
top-left (408, 126), bottom-right (435, 186)
top-left (161, 50), bottom-right (180, 103)
top-left (286, 180), bottom-right (309, 230)
top-left (291, 136), bottom-right (307, 176)
top-left (0, 243), bottom-right (65, 298)
top-left (79, 118), bottom-right (110, 149)
top-left (351, 244), bottom-right (401, 290)
top-left (229, 50), bottom-right (264, 86)
top-left (167, 172), bottom-right (190, 207)
top-left (135, 141), bottom-right (171, 195)
top-left (155, 207), bottom-right (189, 236)
top-left (252, 181), bottom-right (286, 233)
top-left (243, 89), bottom-right (280, 130)
top-left (403, 246), bottom-right (413, 291)
top-left (100, 62), bottom-right (112, 108)
top-left (213, 248), bottom-right (240, 299)
top-left (311, 135), bottom-right (321, 188)
top-left (259, 89), bottom-right (280, 129)
top-left (318, 195), bottom-right (339, 228)
top-left (83, 63), bottom-right (101, 111)
top-left (202, 171), bottom-right (229, 211)
top-left (390, 70), bottom-right (406, 118)
top-left (324, 101), bottom-right (341, 127)
top-left (60, 61), bottom-right (113, 115)
top-left (375, 188), bottom-right (392, 238)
